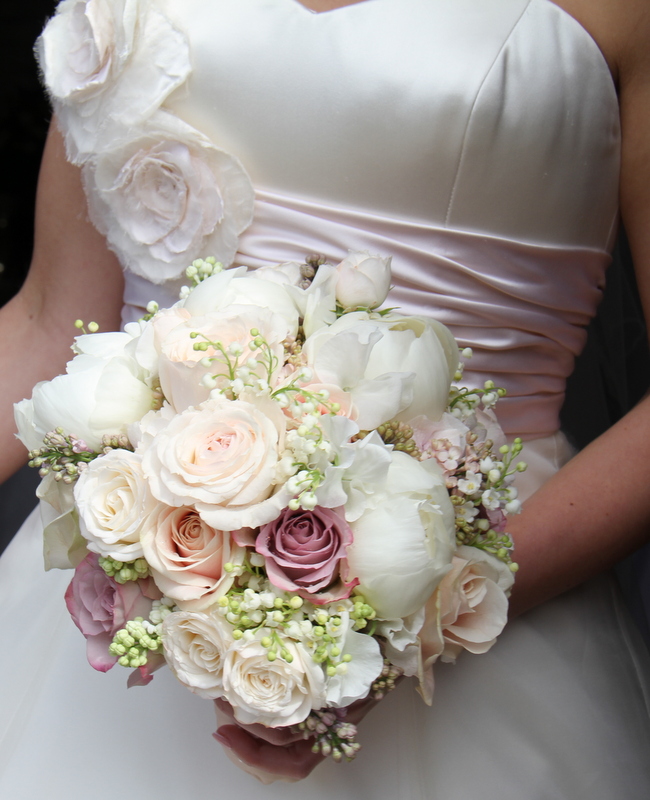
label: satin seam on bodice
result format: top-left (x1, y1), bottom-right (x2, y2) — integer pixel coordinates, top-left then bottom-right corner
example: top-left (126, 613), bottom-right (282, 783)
top-left (444, 0), bottom-right (534, 227)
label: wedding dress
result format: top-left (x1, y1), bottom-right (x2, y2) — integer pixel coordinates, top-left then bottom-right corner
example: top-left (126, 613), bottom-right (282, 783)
top-left (1, 0), bottom-right (649, 798)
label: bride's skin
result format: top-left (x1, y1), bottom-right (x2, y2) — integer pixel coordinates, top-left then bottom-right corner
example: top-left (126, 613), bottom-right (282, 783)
top-left (0, 0), bottom-right (649, 782)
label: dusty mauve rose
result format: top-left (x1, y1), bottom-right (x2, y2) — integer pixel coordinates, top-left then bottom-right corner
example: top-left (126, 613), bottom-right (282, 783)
top-left (65, 552), bottom-right (161, 672)
top-left (255, 507), bottom-right (358, 603)
top-left (141, 505), bottom-right (244, 611)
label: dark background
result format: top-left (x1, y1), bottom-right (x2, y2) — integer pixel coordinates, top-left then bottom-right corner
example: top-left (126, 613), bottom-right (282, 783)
top-left (1, 2), bottom-right (648, 638)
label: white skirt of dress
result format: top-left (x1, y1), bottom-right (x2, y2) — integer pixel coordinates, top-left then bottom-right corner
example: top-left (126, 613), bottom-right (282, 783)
top-left (1, 433), bottom-right (649, 800)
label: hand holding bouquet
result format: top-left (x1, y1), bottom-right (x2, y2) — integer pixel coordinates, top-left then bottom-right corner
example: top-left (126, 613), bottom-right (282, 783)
top-left (16, 251), bottom-right (524, 762)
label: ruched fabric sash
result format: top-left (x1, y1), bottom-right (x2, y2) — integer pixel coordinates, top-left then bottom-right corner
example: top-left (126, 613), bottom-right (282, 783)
top-left (123, 188), bottom-right (610, 439)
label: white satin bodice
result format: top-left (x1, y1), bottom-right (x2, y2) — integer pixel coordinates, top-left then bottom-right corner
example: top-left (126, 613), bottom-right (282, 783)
top-left (120, 0), bottom-right (622, 438)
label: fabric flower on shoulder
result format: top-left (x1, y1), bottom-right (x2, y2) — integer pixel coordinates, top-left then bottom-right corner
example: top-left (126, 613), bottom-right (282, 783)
top-left (82, 112), bottom-right (254, 282)
top-left (37, 0), bottom-right (191, 163)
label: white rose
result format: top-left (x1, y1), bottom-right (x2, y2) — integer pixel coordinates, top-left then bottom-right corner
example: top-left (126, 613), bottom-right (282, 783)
top-left (14, 350), bottom-right (155, 453)
top-left (162, 610), bottom-right (232, 699)
top-left (139, 395), bottom-right (291, 531)
top-left (346, 452), bottom-right (456, 620)
top-left (152, 304), bottom-right (291, 413)
top-left (37, 0), bottom-right (191, 162)
top-left (182, 268), bottom-right (300, 336)
top-left (74, 449), bottom-right (157, 559)
top-left (334, 250), bottom-right (392, 310)
top-left (83, 112), bottom-right (254, 282)
top-left (222, 637), bottom-right (326, 727)
top-left (141, 506), bottom-right (245, 611)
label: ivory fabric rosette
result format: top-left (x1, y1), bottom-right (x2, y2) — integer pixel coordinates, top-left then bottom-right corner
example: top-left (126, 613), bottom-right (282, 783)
top-left (16, 252), bottom-right (524, 758)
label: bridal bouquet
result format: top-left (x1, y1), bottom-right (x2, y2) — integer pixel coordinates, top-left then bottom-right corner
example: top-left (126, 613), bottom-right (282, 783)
top-left (15, 252), bottom-right (523, 761)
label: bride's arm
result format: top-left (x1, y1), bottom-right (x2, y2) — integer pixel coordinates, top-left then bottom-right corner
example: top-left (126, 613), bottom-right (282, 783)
top-left (0, 122), bottom-right (124, 484)
top-left (507, 0), bottom-right (650, 616)
top-left (217, 0), bottom-right (650, 777)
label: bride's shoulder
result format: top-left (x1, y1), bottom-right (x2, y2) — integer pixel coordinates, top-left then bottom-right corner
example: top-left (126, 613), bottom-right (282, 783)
top-left (36, 0), bottom-right (192, 165)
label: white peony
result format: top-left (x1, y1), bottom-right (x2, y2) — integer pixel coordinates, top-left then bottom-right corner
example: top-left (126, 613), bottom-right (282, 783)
top-left (346, 452), bottom-right (456, 620)
top-left (182, 268), bottom-right (300, 336)
top-left (37, 0), bottom-right (191, 162)
top-left (74, 449), bottom-right (157, 560)
top-left (83, 112), bottom-right (254, 282)
top-left (302, 317), bottom-right (415, 430)
top-left (304, 311), bottom-right (459, 428)
top-left (162, 610), bottom-right (232, 699)
top-left (14, 348), bottom-right (155, 454)
top-left (222, 636), bottom-right (326, 728)
top-left (334, 251), bottom-right (392, 310)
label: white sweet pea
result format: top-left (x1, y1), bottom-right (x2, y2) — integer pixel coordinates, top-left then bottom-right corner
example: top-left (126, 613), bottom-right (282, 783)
top-left (37, 0), bottom-right (191, 162)
top-left (74, 449), bottom-right (157, 560)
top-left (37, 473), bottom-right (89, 570)
top-left (334, 250), bottom-right (391, 310)
top-left (222, 636), bottom-right (326, 727)
top-left (346, 453), bottom-right (456, 620)
top-left (375, 608), bottom-right (425, 677)
top-left (283, 264), bottom-right (338, 338)
top-left (83, 112), bottom-right (254, 282)
top-left (314, 417), bottom-right (393, 520)
top-left (324, 617), bottom-right (384, 708)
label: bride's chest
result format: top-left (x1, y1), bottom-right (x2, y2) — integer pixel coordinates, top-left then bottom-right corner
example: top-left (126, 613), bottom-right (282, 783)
top-left (161, 0), bottom-right (619, 247)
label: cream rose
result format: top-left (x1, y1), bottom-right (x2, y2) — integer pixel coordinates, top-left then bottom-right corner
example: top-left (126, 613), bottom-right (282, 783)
top-left (162, 610), bottom-right (232, 699)
top-left (83, 112), bottom-right (254, 282)
top-left (222, 637), bottom-right (326, 728)
top-left (334, 251), bottom-right (392, 310)
top-left (141, 506), bottom-right (244, 611)
top-left (74, 449), bottom-right (157, 560)
top-left (37, 0), bottom-right (190, 162)
top-left (140, 395), bottom-right (290, 531)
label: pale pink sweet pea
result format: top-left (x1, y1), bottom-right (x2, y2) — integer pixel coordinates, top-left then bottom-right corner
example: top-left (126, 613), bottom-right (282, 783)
top-left (255, 507), bottom-right (358, 604)
top-left (416, 546), bottom-right (514, 703)
top-left (64, 552), bottom-right (161, 672)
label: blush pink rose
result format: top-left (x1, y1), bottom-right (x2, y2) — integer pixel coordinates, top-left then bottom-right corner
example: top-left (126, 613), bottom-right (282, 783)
top-left (141, 505), bottom-right (244, 610)
top-left (255, 507), bottom-right (358, 604)
top-left (65, 552), bottom-right (161, 672)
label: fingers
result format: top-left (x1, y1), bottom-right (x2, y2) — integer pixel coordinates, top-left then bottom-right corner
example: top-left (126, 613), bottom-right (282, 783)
top-left (215, 724), bottom-right (325, 781)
